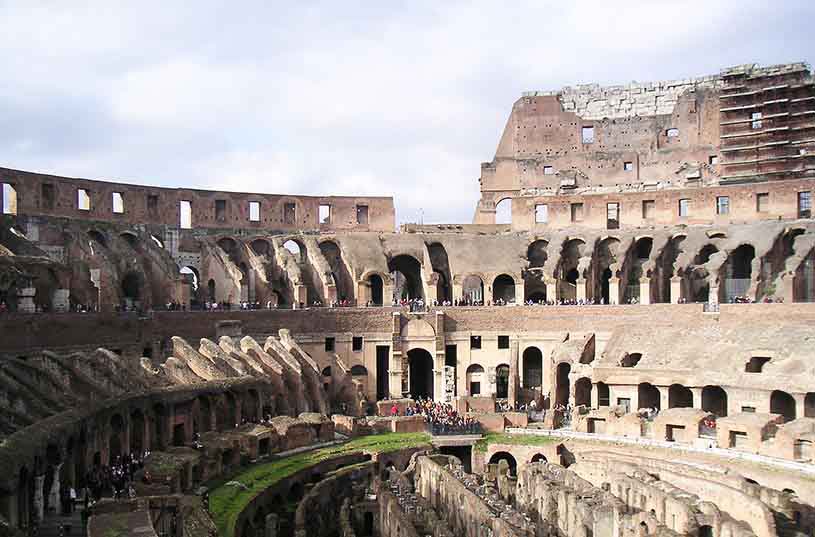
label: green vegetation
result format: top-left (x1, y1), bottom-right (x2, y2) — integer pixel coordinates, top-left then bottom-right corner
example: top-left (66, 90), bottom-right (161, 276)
top-left (209, 432), bottom-right (430, 537)
top-left (474, 432), bottom-right (556, 452)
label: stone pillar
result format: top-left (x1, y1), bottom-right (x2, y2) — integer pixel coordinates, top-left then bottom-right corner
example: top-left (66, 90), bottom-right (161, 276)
top-left (33, 475), bottom-right (45, 522)
top-left (781, 274), bottom-right (795, 303)
top-left (670, 276), bottom-right (682, 304)
top-left (514, 282), bottom-right (521, 304)
top-left (293, 285), bottom-right (307, 308)
top-left (794, 393), bottom-right (806, 420)
top-left (356, 281), bottom-right (369, 305)
top-left (508, 340), bottom-right (520, 406)
top-left (708, 284), bottom-right (719, 305)
top-left (17, 287), bottom-right (36, 313)
top-left (690, 387), bottom-right (702, 409)
top-left (48, 464), bottom-right (62, 516)
top-left (576, 278), bottom-right (587, 302)
top-left (325, 284), bottom-right (338, 305)
top-left (452, 281), bottom-right (463, 304)
top-left (591, 383), bottom-right (599, 408)
top-left (546, 281), bottom-right (557, 303)
top-left (383, 281), bottom-right (394, 306)
top-left (659, 387), bottom-right (669, 411)
top-left (639, 277), bottom-right (651, 305)
top-left (51, 289), bottom-right (70, 312)
top-left (608, 277), bottom-right (620, 305)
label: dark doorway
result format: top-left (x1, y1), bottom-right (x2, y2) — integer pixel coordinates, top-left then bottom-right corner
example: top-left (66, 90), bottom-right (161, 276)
top-left (369, 274), bottom-right (383, 306)
top-left (173, 424), bottom-right (186, 446)
top-left (771, 390), bottom-right (796, 422)
top-left (408, 349), bottom-right (434, 399)
top-left (496, 364), bottom-right (510, 399)
top-left (488, 451), bottom-right (517, 476)
top-left (376, 346), bottom-right (390, 400)
top-left (555, 362), bottom-right (571, 406)
top-left (702, 385), bottom-right (728, 417)
top-left (440, 445), bottom-right (472, 473)
top-left (445, 345), bottom-right (457, 396)
top-left (522, 347), bottom-right (543, 389)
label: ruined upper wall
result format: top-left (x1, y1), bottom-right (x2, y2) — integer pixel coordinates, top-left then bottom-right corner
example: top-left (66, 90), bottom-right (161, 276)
top-left (476, 62), bottom-right (815, 228)
top-left (0, 166), bottom-right (396, 232)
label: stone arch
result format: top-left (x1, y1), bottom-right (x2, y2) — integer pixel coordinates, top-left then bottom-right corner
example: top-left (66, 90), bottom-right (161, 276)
top-left (88, 229), bottom-right (108, 249)
top-left (638, 383), bottom-right (660, 410)
top-left (530, 453), bottom-right (547, 463)
top-left (720, 244), bottom-right (756, 302)
top-left (594, 237), bottom-right (621, 304)
top-left (495, 197), bottom-right (512, 224)
top-left (282, 238), bottom-right (305, 263)
top-left (517, 347), bottom-right (542, 394)
top-left (319, 239), bottom-right (355, 303)
top-left (575, 377), bottom-right (592, 407)
top-left (555, 362), bottom-right (571, 406)
top-left (388, 254), bottom-right (424, 301)
top-left (557, 238), bottom-right (586, 300)
top-left (668, 384), bottom-right (693, 408)
top-left (119, 231), bottom-right (139, 249)
top-left (701, 385), bottom-right (727, 417)
top-left (250, 238), bottom-right (271, 256)
top-left (622, 237), bottom-right (653, 303)
top-left (427, 242), bottom-right (452, 303)
top-left (770, 390), bottom-right (796, 422)
top-left (492, 274), bottom-right (516, 304)
top-left (488, 451), bottom-right (517, 476)
top-left (466, 364), bottom-right (485, 396)
top-left (407, 348), bottom-right (434, 399)
top-left (461, 274), bottom-right (485, 304)
top-left (360, 270), bottom-right (386, 306)
top-left (180, 266), bottom-right (201, 306)
top-left (525, 240), bottom-right (549, 302)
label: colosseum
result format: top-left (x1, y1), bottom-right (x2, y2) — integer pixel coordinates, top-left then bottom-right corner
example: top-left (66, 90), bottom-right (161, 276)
top-left (1, 61), bottom-right (814, 537)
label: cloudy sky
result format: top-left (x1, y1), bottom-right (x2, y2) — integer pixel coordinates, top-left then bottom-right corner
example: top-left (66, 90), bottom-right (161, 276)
top-left (1, 1), bottom-right (814, 224)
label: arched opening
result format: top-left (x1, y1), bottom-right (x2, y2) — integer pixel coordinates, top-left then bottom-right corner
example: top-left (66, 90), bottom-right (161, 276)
top-left (217, 237), bottom-right (238, 257)
top-left (597, 382), bottom-right (610, 407)
top-left (250, 239), bottom-right (270, 256)
top-left (699, 525), bottom-right (713, 537)
top-left (530, 453), bottom-right (547, 463)
top-left (722, 244), bottom-right (755, 302)
top-left (558, 238), bottom-right (585, 301)
top-left (620, 353), bottom-right (642, 367)
top-left (525, 240), bottom-right (549, 302)
top-left (601, 267), bottom-right (612, 304)
top-left (282, 239), bottom-right (304, 263)
top-left (120, 232), bottom-right (138, 249)
top-left (109, 413), bottom-right (125, 462)
top-left (368, 274), bottom-right (384, 306)
top-left (575, 377), bottom-right (592, 407)
top-left (488, 451), bottom-right (517, 476)
top-left (121, 272), bottom-right (142, 308)
top-left (495, 364), bottom-right (510, 399)
top-left (462, 275), bottom-right (484, 305)
top-left (668, 384), bottom-right (693, 408)
top-left (130, 409), bottom-right (145, 454)
top-left (180, 266), bottom-right (201, 307)
top-left (466, 364), bottom-right (485, 396)
top-left (88, 229), bottom-right (108, 249)
top-left (638, 383), bottom-right (660, 411)
top-left (527, 240), bottom-right (549, 268)
top-left (492, 274), bottom-right (516, 304)
top-left (427, 243), bottom-right (452, 303)
top-left (805, 393), bottom-right (815, 418)
top-left (320, 240), bottom-right (354, 303)
top-left (701, 385), bottom-right (728, 417)
top-left (522, 347), bottom-right (542, 389)
top-left (495, 198), bottom-right (512, 224)
top-left (623, 238), bottom-right (653, 303)
top-left (555, 362), bottom-right (571, 406)
top-left (690, 244), bottom-right (719, 302)
top-left (594, 237), bottom-right (620, 304)
top-left (770, 390), bottom-right (796, 422)
top-left (207, 279), bottom-right (216, 302)
top-left (389, 255), bottom-right (424, 301)
top-left (407, 348), bottom-right (434, 399)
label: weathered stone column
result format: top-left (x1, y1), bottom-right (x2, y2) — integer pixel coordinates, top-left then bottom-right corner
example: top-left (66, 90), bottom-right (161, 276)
top-left (639, 277), bottom-right (651, 305)
top-left (546, 281), bottom-right (557, 303)
top-left (508, 340), bottom-right (520, 406)
top-left (33, 475), bottom-right (45, 522)
top-left (356, 280), bottom-right (369, 305)
top-left (383, 281), bottom-right (394, 306)
top-left (608, 277), bottom-right (620, 305)
top-left (781, 273), bottom-right (795, 303)
top-left (48, 464), bottom-right (62, 516)
top-left (293, 285), bottom-right (307, 308)
top-left (670, 276), bottom-right (682, 304)
top-left (690, 387), bottom-right (702, 408)
top-left (659, 387), bottom-right (669, 411)
top-left (708, 284), bottom-right (719, 304)
top-left (576, 278), bottom-right (587, 302)
top-left (591, 383), bottom-right (600, 408)
top-left (452, 281), bottom-right (463, 304)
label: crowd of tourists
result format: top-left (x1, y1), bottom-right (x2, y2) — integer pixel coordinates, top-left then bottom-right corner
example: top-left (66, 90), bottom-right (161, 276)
top-left (402, 397), bottom-right (481, 435)
top-left (83, 452), bottom-right (149, 505)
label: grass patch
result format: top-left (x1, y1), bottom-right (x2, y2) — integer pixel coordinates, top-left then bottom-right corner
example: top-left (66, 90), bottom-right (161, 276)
top-left (474, 432), bottom-right (556, 452)
top-left (209, 432), bottom-right (430, 537)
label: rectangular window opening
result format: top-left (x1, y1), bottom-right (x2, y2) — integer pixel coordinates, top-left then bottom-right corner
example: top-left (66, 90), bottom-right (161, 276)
top-left (180, 200), bottom-right (192, 229)
top-left (543, 165), bottom-right (554, 175)
top-left (356, 204), bottom-right (369, 225)
top-left (497, 335), bottom-right (509, 349)
top-left (756, 193), bottom-right (769, 213)
top-left (709, 155), bottom-right (719, 165)
top-left (352, 336), bottom-right (363, 352)
top-left (147, 194), bottom-right (159, 215)
top-left (249, 201), bottom-right (261, 222)
top-left (581, 126), bottom-right (595, 144)
top-left (716, 196), bottom-right (730, 215)
top-left (325, 337), bottom-right (336, 352)
top-left (42, 183), bottom-right (55, 210)
top-left (679, 198), bottom-right (690, 218)
top-left (470, 335), bottom-right (481, 349)
top-left (319, 204), bottom-right (331, 224)
top-left (624, 161), bottom-right (633, 172)
top-left (642, 199), bottom-right (655, 220)
top-left (799, 191), bottom-right (812, 219)
top-left (751, 112), bottom-right (763, 130)
top-left (535, 204), bottom-right (548, 224)
top-left (112, 192), bottom-right (124, 214)
top-left (215, 199), bottom-right (227, 222)
top-left (77, 188), bottom-right (91, 211)
top-left (2, 183), bottom-right (18, 215)
top-left (283, 202), bottom-right (296, 225)
top-left (666, 128), bottom-right (680, 137)
top-left (571, 202), bottom-right (584, 222)
top-left (606, 202), bottom-right (620, 230)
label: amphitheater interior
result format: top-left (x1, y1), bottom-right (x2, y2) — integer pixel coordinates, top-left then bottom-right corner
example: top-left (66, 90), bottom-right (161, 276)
top-left (2, 61), bottom-right (815, 537)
